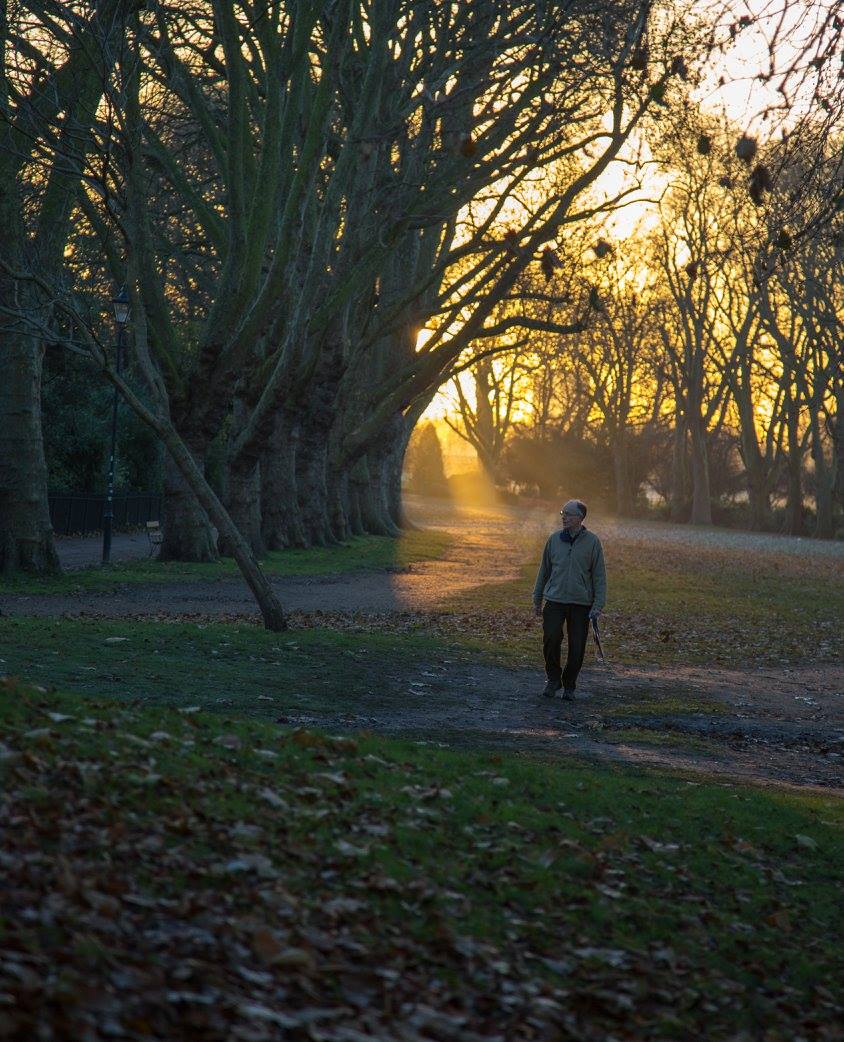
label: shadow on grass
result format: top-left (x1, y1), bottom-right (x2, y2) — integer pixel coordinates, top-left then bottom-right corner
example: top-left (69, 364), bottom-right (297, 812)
top-left (0, 615), bottom-right (472, 723)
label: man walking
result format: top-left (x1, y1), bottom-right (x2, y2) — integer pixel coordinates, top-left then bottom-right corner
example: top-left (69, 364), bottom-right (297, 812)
top-left (532, 499), bottom-right (606, 700)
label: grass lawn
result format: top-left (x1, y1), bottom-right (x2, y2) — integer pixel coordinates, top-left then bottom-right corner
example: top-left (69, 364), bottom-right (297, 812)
top-left (1, 679), bottom-right (841, 1040)
top-left (0, 615), bottom-right (466, 724)
top-left (431, 535), bottom-right (843, 668)
top-left (0, 528), bottom-right (452, 594)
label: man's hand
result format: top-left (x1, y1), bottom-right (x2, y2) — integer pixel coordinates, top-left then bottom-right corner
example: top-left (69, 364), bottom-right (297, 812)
top-left (533, 603), bottom-right (542, 618)
top-left (589, 607), bottom-right (601, 621)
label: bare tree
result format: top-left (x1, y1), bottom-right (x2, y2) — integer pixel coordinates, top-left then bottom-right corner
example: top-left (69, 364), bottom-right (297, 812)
top-left (0, 0), bottom-right (133, 575)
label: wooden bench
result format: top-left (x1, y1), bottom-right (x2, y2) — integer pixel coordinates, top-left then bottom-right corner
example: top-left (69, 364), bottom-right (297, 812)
top-left (146, 520), bottom-right (163, 557)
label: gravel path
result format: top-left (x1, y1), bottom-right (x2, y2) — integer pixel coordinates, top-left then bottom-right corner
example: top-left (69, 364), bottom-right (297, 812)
top-left (5, 499), bottom-right (544, 617)
top-left (13, 498), bottom-right (841, 619)
top-left (270, 657), bottom-right (844, 792)
top-left (56, 531), bottom-right (154, 570)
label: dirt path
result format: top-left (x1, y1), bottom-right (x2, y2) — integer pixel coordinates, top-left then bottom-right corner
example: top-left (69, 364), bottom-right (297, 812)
top-left (1, 499), bottom-right (546, 617)
top-left (4, 497), bottom-right (842, 791)
top-left (269, 656), bottom-right (843, 792)
top-left (55, 531), bottom-right (153, 569)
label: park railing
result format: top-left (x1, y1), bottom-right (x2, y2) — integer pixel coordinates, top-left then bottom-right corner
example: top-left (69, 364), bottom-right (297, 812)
top-left (49, 492), bottom-right (162, 537)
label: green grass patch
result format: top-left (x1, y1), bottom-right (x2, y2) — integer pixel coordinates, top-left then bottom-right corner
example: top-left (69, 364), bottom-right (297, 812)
top-left (440, 538), bottom-right (842, 668)
top-left (604, 695), bottom-right (730, 718)
top-left (598, 726), bottom-right (723, 756)
top-left (0, 615), bottom-right (467, 723)
top-left (2, 528), bottom-right (452, 594)
top-left (1, 679), bottom-right (841, 1039)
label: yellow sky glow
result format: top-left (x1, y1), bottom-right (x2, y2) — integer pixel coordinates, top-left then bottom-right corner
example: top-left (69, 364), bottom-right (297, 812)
top-left (422, 0), bottom-right (837, 428)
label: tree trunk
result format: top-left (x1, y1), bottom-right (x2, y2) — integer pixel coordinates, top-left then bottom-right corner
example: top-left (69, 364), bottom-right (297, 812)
top-left (355, 453), bottom-right (400, 536)
top-left (745, 462), bottom-right (771, 531)
top-left (261, 410), bottom-right (308, 549)
top-left (833, 381), bottom-right (843, 527)
top-left (158, 425), bottom-right (285, 630)
top-left (222, 456), bottom-right (264, 557)
top-left (734, 370), bottom-right (770, 530)
top-left (375, 454), bottom-right (402, 537)
top-left (611, 431), bottom-right (633, 516)
top-left (814, 477), bottom-right (834, 539)
top-left (292, 343), bottom-right (345, 547)
top-left (808, 406), bottom-right (834, 539)
top-left (669, 420), bottom-right (688, 523)
top-left (738, 401), bottom-right (770, 530)
top-left (0, 173), bottom-right (59, 576)
top-left (326, 464), bottom-right (352, 543)
top-left (688, 413), bottom-right (712, 525)
top-left (383, 414), bottom-right (412, 529)
top-left (0, 329), bottom-right (60, 576)
top-left (347, 461), bottom-right (367, 536)
top-left (220, 394), bottom-right (265, 556)
top-left (783, 394), bottom-right (803, 536)
top-left (384, 447), bottom-right (406, 530)
top-left (296, 430), bottom-right (337, 547)
top-left (159, 438), bottom-right (219, 562)
top-left (471, 360), bottom-right (504, 485)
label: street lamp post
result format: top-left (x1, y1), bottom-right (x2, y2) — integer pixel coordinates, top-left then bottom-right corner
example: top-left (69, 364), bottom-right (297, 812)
top-left (102, 287), bottom-right (130, 565)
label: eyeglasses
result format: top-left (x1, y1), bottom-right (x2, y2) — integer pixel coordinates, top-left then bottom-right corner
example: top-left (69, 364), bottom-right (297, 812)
top-left (560, 511), bottom-right (580, 519)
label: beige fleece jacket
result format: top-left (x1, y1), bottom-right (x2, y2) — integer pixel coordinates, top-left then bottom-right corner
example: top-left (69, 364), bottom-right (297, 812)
top-left (532, 527), bottom-right (607, 610)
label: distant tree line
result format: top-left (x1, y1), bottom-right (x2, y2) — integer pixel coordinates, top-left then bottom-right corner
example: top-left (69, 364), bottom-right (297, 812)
top-left (443, 115), bottom-right (844, 536)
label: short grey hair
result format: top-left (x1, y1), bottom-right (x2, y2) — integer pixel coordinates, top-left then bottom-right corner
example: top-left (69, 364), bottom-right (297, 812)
top-left (561, 499), bottom-right (587, 519)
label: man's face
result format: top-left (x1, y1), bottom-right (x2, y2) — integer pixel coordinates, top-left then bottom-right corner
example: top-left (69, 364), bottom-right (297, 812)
top-left (561, 509), bottom-right (583, 533)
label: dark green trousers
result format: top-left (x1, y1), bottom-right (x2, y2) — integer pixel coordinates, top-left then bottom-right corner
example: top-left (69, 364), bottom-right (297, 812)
top-left (542, 600), bottom-right (590, 690)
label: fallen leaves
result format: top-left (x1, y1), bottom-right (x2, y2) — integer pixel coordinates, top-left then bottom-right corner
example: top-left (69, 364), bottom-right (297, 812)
top-left (256, 786), bottom-right (288, 810)
top-left (0, 742), bottom-right (21, 764)
top-left (1, 683), bottom-right (841, 1042)
top-left (334, 839), bottom-right (370, 858)
top-left (212, 853), bottom-right (278, 877)
top-left (213, 733), bottom-right (243, 750)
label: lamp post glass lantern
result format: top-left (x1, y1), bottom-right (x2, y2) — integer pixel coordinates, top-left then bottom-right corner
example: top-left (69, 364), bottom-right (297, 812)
top-left (112, 287), bottom-right (130, 326)
top-left (102, 288), bottom-right (130, 564)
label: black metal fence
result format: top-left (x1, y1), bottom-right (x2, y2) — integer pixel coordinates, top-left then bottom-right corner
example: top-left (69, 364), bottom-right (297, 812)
top-left (49, 492), bottom-right (162, 537)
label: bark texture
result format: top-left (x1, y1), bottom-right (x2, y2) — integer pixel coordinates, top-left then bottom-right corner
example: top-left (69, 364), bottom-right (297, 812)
top-left (159, 440), bottom-right (219, 562)
top-left (0, 327), bottom-right (59, 575)
top-left (261, 411), bottom-right (308, 549)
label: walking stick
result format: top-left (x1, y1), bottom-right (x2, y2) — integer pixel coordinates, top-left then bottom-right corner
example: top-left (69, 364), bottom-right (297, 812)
top-left (591, 616), bottom-right (606, 663)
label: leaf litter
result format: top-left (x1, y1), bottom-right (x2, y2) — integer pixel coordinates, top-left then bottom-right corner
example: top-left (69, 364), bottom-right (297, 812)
top-left (1, 678), bottom-right (842, 1041)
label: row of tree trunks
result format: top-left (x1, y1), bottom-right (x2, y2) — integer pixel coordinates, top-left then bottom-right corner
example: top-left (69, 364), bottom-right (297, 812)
top-left (261, 411), bottom-right (308, 550)
top-left (183, 401), bottom-right (415, 559)
top-left (155, 410), bottom-right (407, 563)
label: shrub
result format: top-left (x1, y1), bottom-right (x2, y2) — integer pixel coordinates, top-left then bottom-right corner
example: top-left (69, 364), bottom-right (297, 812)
top-left (404, 422), bottom-right (451, 497)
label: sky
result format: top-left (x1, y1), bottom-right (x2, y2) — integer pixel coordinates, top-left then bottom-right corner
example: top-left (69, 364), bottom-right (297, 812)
top-left (422, 0), bottom-right (839, 427)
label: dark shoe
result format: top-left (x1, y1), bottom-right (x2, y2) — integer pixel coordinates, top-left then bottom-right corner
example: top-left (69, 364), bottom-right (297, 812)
top-left (542, 680), bottom-right (562, 697)
top-left (561, 688), bottom-right (575, 701)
